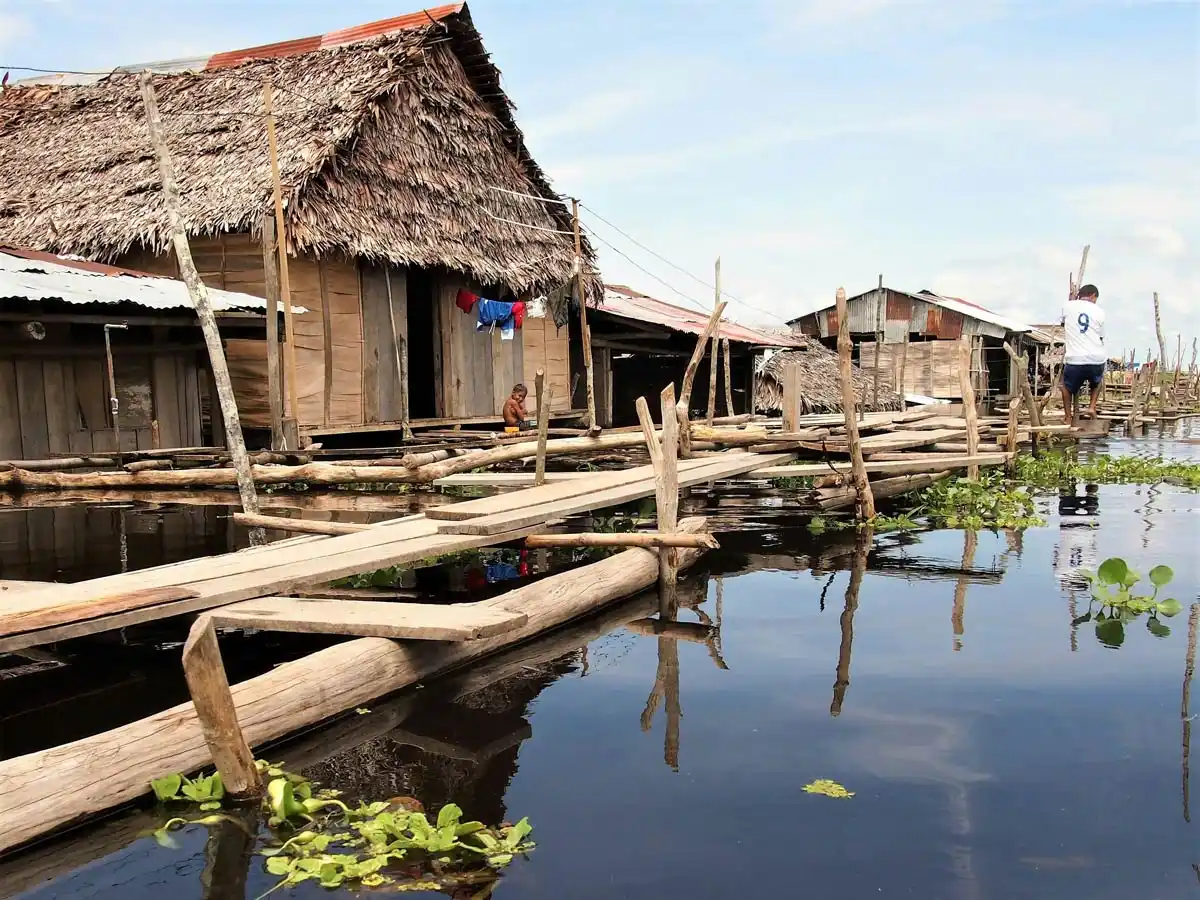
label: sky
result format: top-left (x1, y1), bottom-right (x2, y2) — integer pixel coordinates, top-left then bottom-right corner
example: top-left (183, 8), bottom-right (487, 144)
top-left (1, 0), bottom-right (1197, 356)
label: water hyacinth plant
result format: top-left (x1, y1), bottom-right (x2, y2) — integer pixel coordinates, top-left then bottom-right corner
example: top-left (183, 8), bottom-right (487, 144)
top-left (1076, 557), bottom-right (1181, 647)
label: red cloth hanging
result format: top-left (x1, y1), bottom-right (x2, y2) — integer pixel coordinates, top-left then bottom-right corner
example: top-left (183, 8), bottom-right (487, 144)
top-left (456, 288), bottom-right (479, 313)
top-left (512, 300), bottom-right (527, 328)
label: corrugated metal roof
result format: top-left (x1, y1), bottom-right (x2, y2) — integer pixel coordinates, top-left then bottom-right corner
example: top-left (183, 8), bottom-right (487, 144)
top-left (0, 247), bottom-right (302, 314)
top-left (602, 285), bottom-right (801, 348)
top-left (787, 286), bottom-right (1033, 335)
top-left (14, 4), bottom-right (465, 86)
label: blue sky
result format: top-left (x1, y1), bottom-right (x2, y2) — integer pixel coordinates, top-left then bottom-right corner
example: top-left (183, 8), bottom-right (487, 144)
top-left (2, 0), bottom-right (1196, 354)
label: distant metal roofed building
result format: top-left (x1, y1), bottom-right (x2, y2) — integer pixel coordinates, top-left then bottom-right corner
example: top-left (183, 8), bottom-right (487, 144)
top-left (603, 285), bottom-right (801, 348)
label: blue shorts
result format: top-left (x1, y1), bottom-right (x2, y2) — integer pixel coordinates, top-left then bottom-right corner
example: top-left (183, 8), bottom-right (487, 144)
top-left (1063, 363), bottom-right (1105, 395)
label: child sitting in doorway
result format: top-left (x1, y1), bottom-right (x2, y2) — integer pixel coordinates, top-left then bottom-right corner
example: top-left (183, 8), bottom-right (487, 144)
top-left (503, 384), bottom-right (529, 433)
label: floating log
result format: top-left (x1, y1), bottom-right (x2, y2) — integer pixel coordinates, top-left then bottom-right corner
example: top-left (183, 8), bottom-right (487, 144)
top-left (523, 532), bottom-right (718, 550)
top-left (0, 517), bottom-right (714, 853)
top-left (0, 457), bottom-right (116, 472)
top-left (231, 513), bottom-right (369, 536)
top-left (0, 463), bottom-right (422, 491)
top-left (123, 459), bottom-right (172, 473)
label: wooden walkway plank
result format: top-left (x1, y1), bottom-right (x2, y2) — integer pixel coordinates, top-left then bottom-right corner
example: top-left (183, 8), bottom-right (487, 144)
top-left (211, 596), bottom-right (529, 641)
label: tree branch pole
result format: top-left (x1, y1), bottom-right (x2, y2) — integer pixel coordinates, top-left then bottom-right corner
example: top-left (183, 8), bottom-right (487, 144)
top-left (707, 257), bottom-right (721, 426)
top-left (263, 82), bottom-right (300, 441)
top-left (675, 299), bottom-right (728, 459)
top-left (836, 287), bottom-right (875, 520)
top-left (1154, 291), bottom-right (1168, 413)
top-left (957, 339), bottom-right (980, 480)
top-left (260, 214), bottom-right (285, 451)
top-left (140, 73), bottom-right (264, 546)
top-left (534, 369), bottom-right (550, 486)
top-left (572, 199), bottom-right (599, 434)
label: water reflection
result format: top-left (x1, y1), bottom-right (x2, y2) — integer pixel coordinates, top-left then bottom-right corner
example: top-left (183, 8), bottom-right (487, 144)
top-left (831, 527), bottom-right (870, 717)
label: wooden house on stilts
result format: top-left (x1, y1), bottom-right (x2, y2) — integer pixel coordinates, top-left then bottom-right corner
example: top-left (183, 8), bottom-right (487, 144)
top-left (0, 4), bottom-right (596, 446)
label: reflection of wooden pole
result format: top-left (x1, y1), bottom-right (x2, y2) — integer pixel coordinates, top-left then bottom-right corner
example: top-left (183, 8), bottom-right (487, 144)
top-left (1184, 604), bottom-right (1198, 823)
top-left (951, 530), bottom-right (978, 652)
top-left (641, 624), bottom-right (683, 771)
top-left (836, 287), bottom-right (875, 519)
top-left (199, 810), bottom-right (257, 900)
top-left (263, 82), bottom-right (300, 434)
top-left (831, 527), bottom-right (871, 716)
top-left (534, 369), bottom-right (549, 486)
top-left (707, 258), bottom-right (721, 425)
top-left (141, 74), bottom-right (262, 539)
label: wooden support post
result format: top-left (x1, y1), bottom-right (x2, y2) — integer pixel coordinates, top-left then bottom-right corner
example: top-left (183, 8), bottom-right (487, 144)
top-left (181, 615), bottom-right (261, 797)
top-left (722, 338), bottom-right (734, 417)
top-left (572, 199), bottom-right (599, 435)
top-left (957, 340), bottom-right (980, 480)
top-left (263, 82), bottom-right (300, 438)
top-left (897, 328), bottom-right (909, 402)
top-left (873, 274), bottom-right (883, 407)
top-left (1004, 395), bottom-right (1022, 466)
top-left (835, 287), bottom-right (875, 520)
top-left (675, 300), bottom-right (727, 459)
top-left (140, 73), bottom-right (264, 547)
top-left (657, 384), bottom-right (680, 612)
top-left (1153, 291), bottom-right (1168, 412)
top-left (707, 258), bottom-right (721, 425)
top-left (534, 369), bottom-right (550, 486)
top-left (318, 262), bottom-right (333, 428)
top-left (103, 323), bottom-right (127, 455)
top-left (384, 270), bottom-right (411, 440)
top-left (261, 213), bottom-right (285, 451)
top-left (1172, 333), bottom-right (1183, 405)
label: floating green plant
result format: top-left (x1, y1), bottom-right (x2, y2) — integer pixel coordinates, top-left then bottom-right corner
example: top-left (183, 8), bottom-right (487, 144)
top-left (803, 779), bottom-right (855, 799)
top-left (1015, 452), bottom-right (1200, 490)
top-left (148, 761), bottom-right (535, 895)
top-left (1076, 557), bottom-right (1181, 647)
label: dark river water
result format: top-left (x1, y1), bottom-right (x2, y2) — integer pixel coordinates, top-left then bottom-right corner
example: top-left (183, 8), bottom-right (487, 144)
top-left (2, 425), bottom-right (1200, 900)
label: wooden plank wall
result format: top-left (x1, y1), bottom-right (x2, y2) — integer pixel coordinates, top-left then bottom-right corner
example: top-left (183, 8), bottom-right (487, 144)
top-left (360, 264), bottom-right (407, 424)
top-left (120, 235), bottom-right (365, 429)
top-left (437, 277), bottom-right (525, 418)
top-left (858, 340), bottom-right (963, 399)
top-left (521, 314), bottom-right (571, 413)
top-left (0, 354), bottom-right (200, 459)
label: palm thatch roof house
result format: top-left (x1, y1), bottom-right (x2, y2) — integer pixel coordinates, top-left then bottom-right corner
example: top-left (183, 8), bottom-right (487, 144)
top-left (754, 343), bottom-right (903, 416)
top-left (0, 4), bottom-right (595, 442)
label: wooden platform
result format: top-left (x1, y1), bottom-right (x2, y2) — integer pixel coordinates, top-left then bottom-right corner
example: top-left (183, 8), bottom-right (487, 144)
top-left (302, 410), bottom-right (587, 439)
top-left (210, 596), bottom-right (528, 641)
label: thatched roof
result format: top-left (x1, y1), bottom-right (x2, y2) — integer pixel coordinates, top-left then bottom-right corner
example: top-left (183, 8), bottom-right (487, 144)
top-left (0, 5), bottom-right (597, 296)
top-left (755, 342), bottom-right (904, 414)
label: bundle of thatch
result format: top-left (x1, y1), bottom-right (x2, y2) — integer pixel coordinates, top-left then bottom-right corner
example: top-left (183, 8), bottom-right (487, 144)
top-left (755, 342), bottom-right (903, 414)
top-left (0, 7), bottom-right (597, 298)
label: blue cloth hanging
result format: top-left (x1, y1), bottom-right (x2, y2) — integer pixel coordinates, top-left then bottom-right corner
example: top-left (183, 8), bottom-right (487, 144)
top-left (476, 298), bottom-right (515, 331)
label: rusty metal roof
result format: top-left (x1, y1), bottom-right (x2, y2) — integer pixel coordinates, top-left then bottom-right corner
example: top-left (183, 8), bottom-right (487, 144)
top-left (602, 285), bottom-right (802, 348)
top-left (14, 4), bottom-right (466, 86)
top-left (0, 246), bottom-right (303, 314)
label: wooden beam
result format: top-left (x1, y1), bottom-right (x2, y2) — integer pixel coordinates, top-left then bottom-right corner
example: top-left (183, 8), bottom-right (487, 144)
top-left (232, 513), bottom-right (368, 536)
top-left (139, 74), bottom-right (263, 545)
top-left (524, 532), bottom-right (718, 550)
top-left (722, 337), bottom-right (734, 417)
top-left (836, 289), bottom-right (875, 520)
top-left (260, 213), bottom-right (285, 451)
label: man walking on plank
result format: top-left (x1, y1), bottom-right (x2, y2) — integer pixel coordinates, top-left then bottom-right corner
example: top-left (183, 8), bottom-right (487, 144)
top-left (1060, 284), bottom-right (1107, 426)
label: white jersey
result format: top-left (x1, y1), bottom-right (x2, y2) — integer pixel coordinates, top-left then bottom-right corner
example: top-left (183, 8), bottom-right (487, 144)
top-left (1061, 300), bottom-right (1106, 365)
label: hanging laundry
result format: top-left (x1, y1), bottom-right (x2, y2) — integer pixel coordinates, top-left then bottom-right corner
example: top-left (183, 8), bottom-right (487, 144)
top-left (476, 297), bottom-right (516, 332)
top-left (512, 300), bottom-right (527, 329)
top-left (456, 288), bottom-right (479, 314)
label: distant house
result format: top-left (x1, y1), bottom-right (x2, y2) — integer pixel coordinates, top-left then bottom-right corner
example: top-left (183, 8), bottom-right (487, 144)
top-left (754, 344), bottom-right (903, 416)
top-left (0, 4), bottom-right (596, 442)
top-left (526, 285), bottom-right (800, 427)
top-left (0, 246), bottom-right (283, 458)
top-left (788, 286), bottom-right (1037, 401)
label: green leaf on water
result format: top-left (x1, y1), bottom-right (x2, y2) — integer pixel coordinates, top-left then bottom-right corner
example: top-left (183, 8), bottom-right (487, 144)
top-left (265, 856), bottom-right (293, 876)
top-left (199, 801), bottom-right (222, 812)
top-left (436, 804), bottom-right (462, 830)
top-left (1150, 565), bottom-right (1175, 588)
top-left (150, 774), bottom-right (183, 802)
top-left (1157, 598), bottom-right (1183, 617)
top-left (1097, 557), bottom-right (1128, 586)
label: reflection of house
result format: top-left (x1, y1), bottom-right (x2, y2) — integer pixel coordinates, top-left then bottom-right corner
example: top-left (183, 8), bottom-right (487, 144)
top-left (547, 285), bottom-right (799, 427)
top-left (788, 286), bottom-right (1038, 402)
top-left (0, 247), bottom-right (282, 457)
top-left (0, 4), bottom-right (595, 441)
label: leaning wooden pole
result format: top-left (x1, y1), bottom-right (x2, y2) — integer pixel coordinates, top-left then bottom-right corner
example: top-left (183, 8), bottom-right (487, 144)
top-left (140, 74), bottom-right (264, 544)
top-left (0, 518), bottom-right (714, 853)
top-left (707, 258), bottom-right (721, 425)
top-left (263, 82), bottom-right (301, 440)
top-left (675, 300), bottom-right (728, 458)
top-left (957, 339), bottom-right (980, 480)
top-left (835, 287), bottom-right (875, 520)
top-left (572, 199), bottom-right (599, 434)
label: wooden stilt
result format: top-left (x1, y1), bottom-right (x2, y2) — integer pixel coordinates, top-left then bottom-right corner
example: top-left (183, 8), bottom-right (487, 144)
top-left (722, 338), bottom-right (734, 417)
top-left (140, 74), bottom-right (264, 547)
top-left (675, 300), bottom-right (728, 458)
top-left (260, 214), bottom-right (285, 451)
top-left (835, 287), bottom-right (875, 520)
top-left (534, 369), bottom-right (550, 487)
top-left (571, 199), bottom-right (599, 435)
top-left (181, 615), bottom-right (261, 797)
